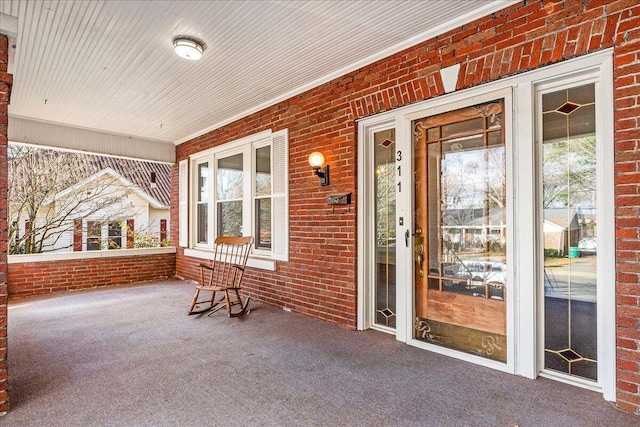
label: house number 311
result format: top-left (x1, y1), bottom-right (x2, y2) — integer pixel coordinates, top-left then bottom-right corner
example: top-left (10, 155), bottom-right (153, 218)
top-left (396, 150), bottom-right (402, 192)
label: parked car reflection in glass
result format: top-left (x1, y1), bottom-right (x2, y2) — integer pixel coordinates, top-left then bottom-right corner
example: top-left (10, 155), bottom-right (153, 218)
top-left (578, 238), bottom-right (596, 256)
top-left (438, 260), bottom-right (506, 300)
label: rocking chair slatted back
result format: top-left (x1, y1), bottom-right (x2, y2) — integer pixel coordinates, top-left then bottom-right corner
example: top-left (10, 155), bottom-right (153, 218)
top-left (188, 235), bottom-right (254, 317)
top-left (206, 236), bottom-right (253, 289)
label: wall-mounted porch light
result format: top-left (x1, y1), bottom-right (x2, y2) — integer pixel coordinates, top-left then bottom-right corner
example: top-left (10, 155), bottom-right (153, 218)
top-left (173, 37), bottom-right (205, 60)
top-left (308, 151), bottom-right (329, 186)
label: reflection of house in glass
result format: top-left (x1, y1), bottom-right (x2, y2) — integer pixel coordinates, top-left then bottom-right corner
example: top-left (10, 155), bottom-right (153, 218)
top-left (543, 208), bottom-right (594, 257)
top-left (441, 208), bottom-right (506, 253)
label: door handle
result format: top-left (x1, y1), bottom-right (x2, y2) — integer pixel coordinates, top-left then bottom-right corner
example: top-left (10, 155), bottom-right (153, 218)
top-left (416, 243), bottom-right (424, 263)
top-left (405, 229), bottom-right (410, 247)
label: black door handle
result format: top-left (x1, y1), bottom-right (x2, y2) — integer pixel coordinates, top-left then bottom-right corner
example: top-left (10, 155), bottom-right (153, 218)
top-left (405, 229), bottom-right (410, 247)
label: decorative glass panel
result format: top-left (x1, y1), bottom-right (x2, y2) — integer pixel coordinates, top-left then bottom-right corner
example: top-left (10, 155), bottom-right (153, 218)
top-left (374, 129), bottom-right (396, 328)
top-left (542, 83), bottom-right (597, 381)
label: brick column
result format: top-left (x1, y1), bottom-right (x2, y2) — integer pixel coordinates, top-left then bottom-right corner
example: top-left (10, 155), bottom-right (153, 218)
top-left (0, 33), bottom-right (12, 415)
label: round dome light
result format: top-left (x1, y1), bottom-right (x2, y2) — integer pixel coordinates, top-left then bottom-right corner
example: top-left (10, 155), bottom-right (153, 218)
top-left (173, 37), bottom-right (204, 60)
top-left (308, 152), bottom-right (325, 168)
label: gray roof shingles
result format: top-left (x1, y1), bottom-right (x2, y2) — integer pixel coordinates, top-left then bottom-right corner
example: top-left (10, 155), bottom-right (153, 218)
top-left (11, 147), bottom-right (171, 207)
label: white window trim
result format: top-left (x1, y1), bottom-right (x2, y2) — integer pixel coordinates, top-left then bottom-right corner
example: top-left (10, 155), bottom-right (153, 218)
top-left (252, 138), bottom-right (274, 257)
top-left (357, 120), bottom-right (397, 333)
top-left (193, 158), bottom-right (213, 248)
top-left (214, 145), bottom-right (251, 240)
top-left (178, 160), bottom-right (188, 247)
top-left (188, 129), bottom-right (288, 267)
top-left (532, 58), bottom-right (615, 401)
top-left (356, 49), bottom-right (615, 399)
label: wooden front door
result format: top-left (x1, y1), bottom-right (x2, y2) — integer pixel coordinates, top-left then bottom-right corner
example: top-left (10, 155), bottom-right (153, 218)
top-left (413, 100), bottom-right (508, 362)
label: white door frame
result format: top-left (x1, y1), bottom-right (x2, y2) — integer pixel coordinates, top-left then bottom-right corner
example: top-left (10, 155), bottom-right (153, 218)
top-left (356, 49), bottom-right (615, 401)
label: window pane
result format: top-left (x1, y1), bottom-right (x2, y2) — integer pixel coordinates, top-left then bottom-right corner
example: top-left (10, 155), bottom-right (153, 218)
top-left (427, 142), bottom-right (440, 276)
top-left (217, 201), bottom-right (243, 237)
top-left (197, 161), bottom-right (210, 244)
top-left (108, 222), bottom-right (122, 249)
top-left (197, 204), bottom-right (208, 244)
top-left (217, 154), bottom-right (243, 200)
top-left (198, 162), bottom-right (208, 202)
top-left (87, 221), bottom-right (101, 251)
top-left (256, 146), bottom-right (271, 197)
top-left (441, 118), bottom-right (483, 139)
top-left (255, 198), bottom-right (271, 249)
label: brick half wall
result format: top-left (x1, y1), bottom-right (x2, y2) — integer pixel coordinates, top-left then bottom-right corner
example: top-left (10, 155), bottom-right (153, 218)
top-left (8, 250), bottom-right (176, 299)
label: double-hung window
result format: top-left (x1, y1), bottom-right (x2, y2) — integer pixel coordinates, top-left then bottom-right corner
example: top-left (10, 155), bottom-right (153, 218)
top-left (184, 129), bottom-right (289, 265)
top-left (254, 144), bottom-right (272, 251)
top-left (216, 152), bottom-right (245, 237)
top-left (196, 161), bottom-right (209, 245)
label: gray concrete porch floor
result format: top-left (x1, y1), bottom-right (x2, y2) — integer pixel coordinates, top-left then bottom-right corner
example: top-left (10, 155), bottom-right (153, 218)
top-left (4, 280), bottom-right (637, 426)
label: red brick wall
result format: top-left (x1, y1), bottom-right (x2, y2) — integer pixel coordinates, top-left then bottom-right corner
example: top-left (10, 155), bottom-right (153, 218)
top-left (0, 33), bottom-right (12, 416)
top-left (172, 0), bottom-right (640, 413)
top-left (7, 252), bottom-right (176, 299)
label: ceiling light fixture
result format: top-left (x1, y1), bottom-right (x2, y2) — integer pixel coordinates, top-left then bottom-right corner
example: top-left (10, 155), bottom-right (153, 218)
top-left (173, 37), bottom-right (205, 60)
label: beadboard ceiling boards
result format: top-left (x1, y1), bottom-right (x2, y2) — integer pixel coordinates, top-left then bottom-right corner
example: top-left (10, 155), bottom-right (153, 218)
top-left (0, 0), bottom-right (515, 147)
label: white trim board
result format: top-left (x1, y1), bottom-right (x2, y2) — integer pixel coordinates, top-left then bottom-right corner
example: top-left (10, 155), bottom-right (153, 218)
top-left (8, 246), bottom-right (176, 264)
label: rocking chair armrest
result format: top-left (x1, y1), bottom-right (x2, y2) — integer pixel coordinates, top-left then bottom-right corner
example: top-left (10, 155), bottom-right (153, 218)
top-left (230, 263), bottom-right (245, 272)
top-left (199, 263), bottom-right (245, 272)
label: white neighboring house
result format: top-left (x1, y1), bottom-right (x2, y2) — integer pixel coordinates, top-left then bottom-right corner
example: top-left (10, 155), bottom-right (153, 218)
top-left (10, 148), bottom-right (171, 253)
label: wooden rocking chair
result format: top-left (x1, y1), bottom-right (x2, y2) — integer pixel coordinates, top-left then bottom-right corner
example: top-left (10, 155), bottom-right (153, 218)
top-left (187, 236), bottom-right (254, 317)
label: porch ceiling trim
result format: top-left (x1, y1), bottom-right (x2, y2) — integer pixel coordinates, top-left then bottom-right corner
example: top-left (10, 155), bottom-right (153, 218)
top-left (8, 116), bottom-right (175, 163)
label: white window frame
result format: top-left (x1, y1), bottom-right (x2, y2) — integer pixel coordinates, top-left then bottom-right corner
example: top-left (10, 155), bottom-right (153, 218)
top-left (533, 65), bottom-right (615, 399)
top-left (194, 159), bottom-right (212, 248)
top-left (214, 145), bottom-right (251, 240)
top-left (178, 160), bottom-right (188, 247)
top-left (357, 120), bottom-right (398, 334)
top-left (185, 129), bottom-right (289, 270)
top-left (86, 220), bottom-right (102, 251)
top-left (252, 139), bottom-right (274, 257)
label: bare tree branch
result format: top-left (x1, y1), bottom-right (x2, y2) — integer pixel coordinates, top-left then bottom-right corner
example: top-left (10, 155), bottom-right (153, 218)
top-left (8, 146), bottom-right (142, 254)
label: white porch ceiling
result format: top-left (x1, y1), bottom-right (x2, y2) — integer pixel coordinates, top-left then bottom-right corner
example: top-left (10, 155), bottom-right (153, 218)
top-left (0, 0), bottom-right (515, 149)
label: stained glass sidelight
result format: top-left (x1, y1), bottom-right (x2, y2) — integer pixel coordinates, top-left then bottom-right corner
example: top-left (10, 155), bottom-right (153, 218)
top-left (541, 83), bottom-right (597, 381)
top-left (374, 129), bottom-right (397, 328)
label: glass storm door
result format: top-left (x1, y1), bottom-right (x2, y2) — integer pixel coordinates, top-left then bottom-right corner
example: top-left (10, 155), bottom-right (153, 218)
top-left (413, 101), bottom-right (508, 362)
top-left (540, 83), bottom-right (598, 381)
top-left (373, 129), bottom-right (397, 329)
